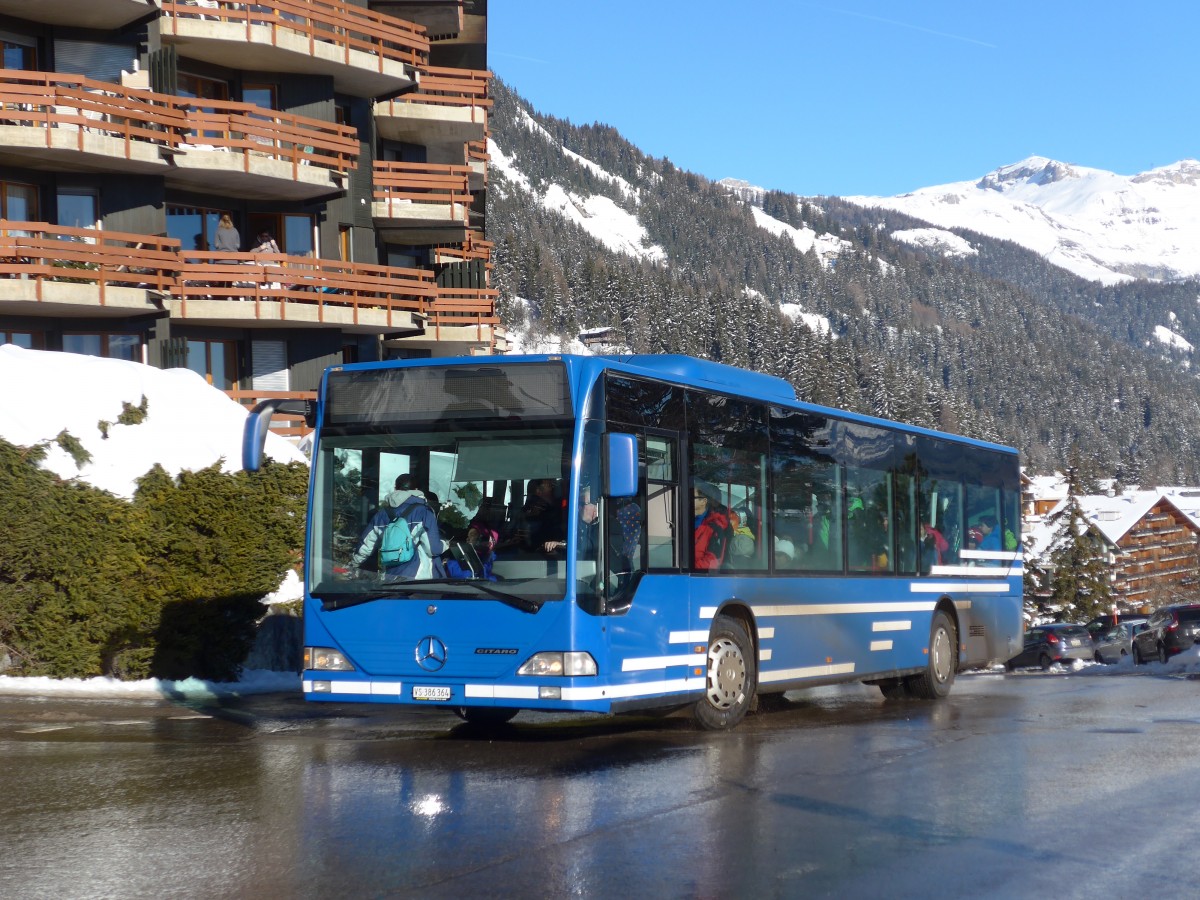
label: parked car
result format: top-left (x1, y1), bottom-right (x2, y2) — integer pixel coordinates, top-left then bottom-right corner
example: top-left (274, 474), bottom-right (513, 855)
top-left (1084, 613), bottom-right (1151, 644)
top-left (1132, 603), bottom-right (1200, 664)
top-left (1006, 623), bottom-right (1095, 671)
top-left (1092, 619), bottom-right (1149, 664)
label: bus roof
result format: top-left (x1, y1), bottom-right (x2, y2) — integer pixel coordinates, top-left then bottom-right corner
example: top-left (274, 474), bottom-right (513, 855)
top-left (327, 353), bottom-right (1017, 456)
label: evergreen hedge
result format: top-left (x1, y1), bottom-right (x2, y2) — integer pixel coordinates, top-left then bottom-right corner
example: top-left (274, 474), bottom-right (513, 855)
top-left (0, 437), bottom-right (308, 681)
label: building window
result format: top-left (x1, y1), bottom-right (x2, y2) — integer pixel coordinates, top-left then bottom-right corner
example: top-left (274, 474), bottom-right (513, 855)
top-left (2, 330), bottom-right (42, 349)
top-left (167, 205), bottom-right (228, 252)
top-left (1, 181), bottom-right (38, 221)
top-left (2, 39), bottom-right (36, 71)
top-left (186, 338), bottom-right (239, 389)
top-left (57, 188), bottom-right (99, 234)
top-left (178, 73), bottom-right (229, 140)
top-left (244, 213), bottom-right (314, 256)
top-left (63, 333), bottom-right (141, 361)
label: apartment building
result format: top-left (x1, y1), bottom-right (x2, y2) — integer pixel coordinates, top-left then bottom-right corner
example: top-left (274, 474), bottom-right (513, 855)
top-left (0, 0), bottom-right (500, 410)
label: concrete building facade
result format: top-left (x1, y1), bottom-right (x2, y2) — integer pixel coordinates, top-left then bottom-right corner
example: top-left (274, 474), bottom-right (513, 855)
top-left (0, 0), bottom-right (499, 417)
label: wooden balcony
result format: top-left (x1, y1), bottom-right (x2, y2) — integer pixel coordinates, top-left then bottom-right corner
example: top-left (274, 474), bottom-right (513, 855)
top-left (372, 160), bottom-right (471, 244)
top-left (0, 0), bottom-right (154, 30)
top-left (173, 251), bottom-right (436, 334)
top-left (433, 233), bottom-right (492, 267)
top-left (170, 97), bottom-right (359, 200)
top-left (374, 66), bottom-right (490, 147)
top-left (0, 70), bottom-right (185, 176)
top-left (160, 0), bottom-right (427, 97)
top-left (0, 221), bottom-right (178, 317)
top-left (427, 286), bottom-right (500, 342)
top-left (0, 72), bottom-right (357, 200)
top-left (371, 1), bottom-right (463, 39)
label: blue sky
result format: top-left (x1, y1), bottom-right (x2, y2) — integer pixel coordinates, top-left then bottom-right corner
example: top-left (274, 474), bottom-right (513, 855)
top-left (489, 1), bottom-right (1197, 197)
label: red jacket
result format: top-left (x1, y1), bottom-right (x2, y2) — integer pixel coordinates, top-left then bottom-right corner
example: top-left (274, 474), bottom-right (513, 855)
top-left (695, 508), bottom-right (731, 570)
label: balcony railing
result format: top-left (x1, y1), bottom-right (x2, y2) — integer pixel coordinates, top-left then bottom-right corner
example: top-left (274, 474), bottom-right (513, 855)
top-left (427, 286), bottom-right (500, 339)
top-left (0, 70), bottom-right (186, 156)
top-left (373, 160), bottom-right (472, 221)
top-left (161, 0), bottom-right (428, 90)
top-left (0, 71), bottom-right (358, 181)
top-left (0, 222), bottom-right (180, 301)
top-left (378, 65), bottom-right (490, 118)
top-left (0, 222), bottom-right (498, 345)
top-left (177, 98), bottom-right (359, 175)
top-left (435, 234), bottom-right (493, 266)
top-left (176, 251), bottom-right (436, 326)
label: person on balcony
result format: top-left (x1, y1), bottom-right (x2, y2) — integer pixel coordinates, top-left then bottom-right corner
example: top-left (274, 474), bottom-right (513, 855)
top-left (252, 230), bottom-right (279, 254)
top-left (213, 214), bottom-right (240, 262)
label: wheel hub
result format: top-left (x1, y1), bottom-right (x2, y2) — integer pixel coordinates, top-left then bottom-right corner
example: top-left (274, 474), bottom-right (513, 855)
top-left (706, 637), bottom-right (747, 709)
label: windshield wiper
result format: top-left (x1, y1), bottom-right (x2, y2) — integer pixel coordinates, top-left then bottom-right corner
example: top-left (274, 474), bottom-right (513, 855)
top-left (316, 579), bottom-right (543, 614)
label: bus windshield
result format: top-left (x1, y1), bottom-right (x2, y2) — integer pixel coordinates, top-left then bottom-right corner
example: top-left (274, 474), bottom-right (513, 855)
top-left (309, 421), bottom-right (575, 602)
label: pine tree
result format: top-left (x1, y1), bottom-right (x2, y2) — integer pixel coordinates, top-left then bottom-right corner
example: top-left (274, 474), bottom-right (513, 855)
top-left (1045, 470), bottom-right (1114, 622)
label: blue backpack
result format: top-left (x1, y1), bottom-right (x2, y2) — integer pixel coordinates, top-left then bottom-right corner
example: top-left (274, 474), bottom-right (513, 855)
top-left (379, 511), bottom-right (416, 567)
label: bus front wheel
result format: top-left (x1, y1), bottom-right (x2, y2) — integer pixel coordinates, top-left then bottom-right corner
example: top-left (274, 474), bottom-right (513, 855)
top-left (904, 610), bottom-right (957, 699)
top-left (694, 614), bottom-right (756, 730)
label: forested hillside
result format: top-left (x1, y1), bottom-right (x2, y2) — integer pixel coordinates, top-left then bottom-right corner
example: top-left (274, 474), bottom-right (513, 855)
top-left (486, 79), bottom-right (1200, 483)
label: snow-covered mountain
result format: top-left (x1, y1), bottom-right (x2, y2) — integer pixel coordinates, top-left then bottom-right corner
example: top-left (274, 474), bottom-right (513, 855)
top-left (843, 157), bottom-right (1200, 285)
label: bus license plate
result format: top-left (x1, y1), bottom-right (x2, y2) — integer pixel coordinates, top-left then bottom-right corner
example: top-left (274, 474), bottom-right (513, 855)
top-left (412, 685), bottom-right (451, 701)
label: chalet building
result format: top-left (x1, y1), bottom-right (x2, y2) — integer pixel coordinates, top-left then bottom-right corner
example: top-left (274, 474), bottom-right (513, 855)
top-left (1032, 489), bottom-right (1200, 613)
top-left (0, 0), bottom-right (500, 418)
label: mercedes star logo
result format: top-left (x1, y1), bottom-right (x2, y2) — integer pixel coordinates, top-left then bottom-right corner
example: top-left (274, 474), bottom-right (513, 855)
top-left (415, 636), bottom-right (448, 671)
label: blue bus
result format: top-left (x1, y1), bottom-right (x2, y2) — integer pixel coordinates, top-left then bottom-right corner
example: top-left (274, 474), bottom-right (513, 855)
top-left (244, 354), bottom-right (1023, 730)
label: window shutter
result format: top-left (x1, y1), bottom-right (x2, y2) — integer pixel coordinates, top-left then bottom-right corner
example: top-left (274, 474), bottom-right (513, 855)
top-left (251, 340), bottom-right (289, 391)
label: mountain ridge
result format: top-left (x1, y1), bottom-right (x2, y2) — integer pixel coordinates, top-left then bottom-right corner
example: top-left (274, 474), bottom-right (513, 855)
top-left (841, 155), bottom-right (1200, 284)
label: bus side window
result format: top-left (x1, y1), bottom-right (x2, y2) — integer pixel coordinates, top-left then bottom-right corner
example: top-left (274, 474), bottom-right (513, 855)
top-left (644, 437), bottom-right (677, 568)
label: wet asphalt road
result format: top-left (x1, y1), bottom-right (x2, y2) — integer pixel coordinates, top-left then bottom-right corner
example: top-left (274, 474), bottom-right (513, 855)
top-left (2, 669), bottom-right (1198, 899)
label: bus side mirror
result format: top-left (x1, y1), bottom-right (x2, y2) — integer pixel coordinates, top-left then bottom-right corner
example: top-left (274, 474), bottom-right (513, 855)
top-left (605, 432), bottom-right (638, 498)
top-left (242, 398), bottom-right (313, 472)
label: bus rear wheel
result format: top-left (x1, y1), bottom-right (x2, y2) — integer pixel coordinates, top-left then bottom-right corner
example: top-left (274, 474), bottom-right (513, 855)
top-left (694, 614), bottom-right (755, 730)
top-left (904, 609), bottom-right (957, 699)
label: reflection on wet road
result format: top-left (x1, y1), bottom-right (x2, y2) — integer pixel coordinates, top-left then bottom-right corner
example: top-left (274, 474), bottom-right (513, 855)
top-left (3, 672), bottom-right (1199, 898)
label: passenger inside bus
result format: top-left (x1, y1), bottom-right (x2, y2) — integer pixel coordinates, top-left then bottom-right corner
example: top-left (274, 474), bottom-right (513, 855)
top-left (497, 478), bottom-right (563, 554)
top-left (693, 481), bottom-right (732, 570)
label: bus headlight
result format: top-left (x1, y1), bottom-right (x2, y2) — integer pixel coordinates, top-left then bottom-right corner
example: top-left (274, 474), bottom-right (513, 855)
top-left (518, 652), bottom-right (598, 677)
top-left (304, 646), bottom-right (356, 672)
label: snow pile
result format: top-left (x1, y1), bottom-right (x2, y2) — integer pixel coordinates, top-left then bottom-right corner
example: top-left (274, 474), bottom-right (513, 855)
top-left (0, 344), bottom-right (306, 498)
top-left (0, 669), bottom-right (299, 699)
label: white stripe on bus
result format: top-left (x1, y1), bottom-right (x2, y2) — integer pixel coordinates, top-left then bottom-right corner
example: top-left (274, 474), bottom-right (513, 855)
top-left (303, 680), bottom-right (402, 696)
top-left (760, 662), bottom-right (855, 683)
top-left (910, 582), bottom-right (1010, 593)
top-left (622, 654), bottom-right (706, 672)
top-left (870, 640), bottom-right (893, 651)
top-left (873, 620), bottom-right (911, 632)
top-left (931, 564), bottom-right (1022, 577)
top-left (669, 630), bottom-right (710, 643)
top-left (959, 549), bottom-right (1020, 561)
top-left (701, 602), bottom-right (937, 619)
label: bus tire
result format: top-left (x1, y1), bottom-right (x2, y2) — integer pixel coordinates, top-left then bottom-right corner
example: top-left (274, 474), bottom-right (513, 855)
top-left (877, 678), bottom-right (909, 699)
top-left (905, 609), bottom-right (956, 700)
top-left (694, 614), bottom-right (755, 730)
